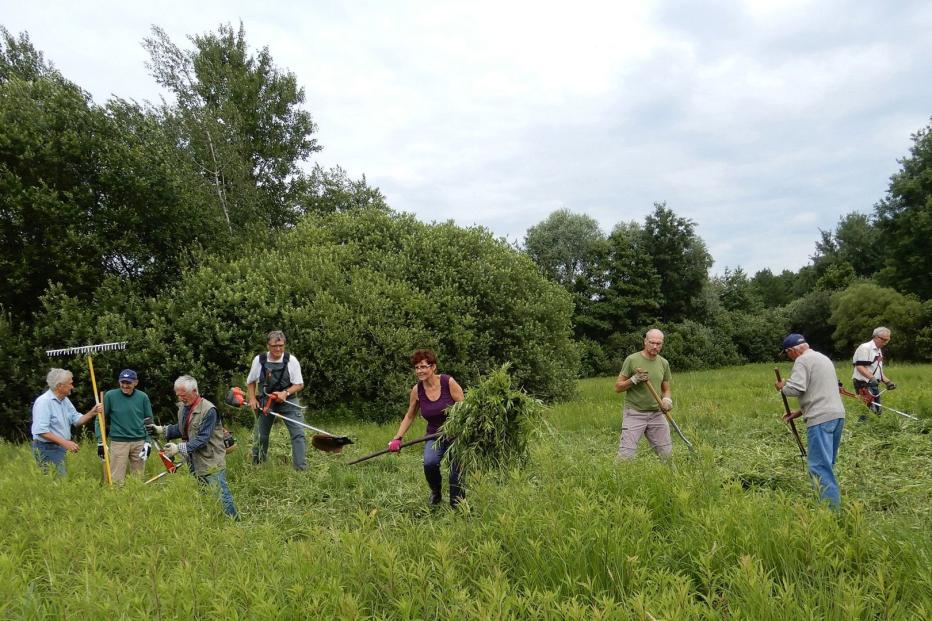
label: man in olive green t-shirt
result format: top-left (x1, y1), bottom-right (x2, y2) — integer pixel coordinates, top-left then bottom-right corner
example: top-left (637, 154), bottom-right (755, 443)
top-left (614, 329), bottom-right (674, 460)
top-left (95, 369), bottom-right (153, 484)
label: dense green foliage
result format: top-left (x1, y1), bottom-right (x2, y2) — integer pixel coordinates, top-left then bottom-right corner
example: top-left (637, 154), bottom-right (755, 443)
top-left (2, 365), bottom-right (929, 618)
top-left (442, 364), bottom-right (545, 474)
top-left (13, 209), bottom-right (576, 437)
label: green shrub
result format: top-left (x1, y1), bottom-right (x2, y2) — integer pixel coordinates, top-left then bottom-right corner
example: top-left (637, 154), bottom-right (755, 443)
top-left (830, 282), bottom-right (923, 360)
top-left (19, 210), bottom-right (577, 430)
top-left (659, 320), bottom-right (739, 370)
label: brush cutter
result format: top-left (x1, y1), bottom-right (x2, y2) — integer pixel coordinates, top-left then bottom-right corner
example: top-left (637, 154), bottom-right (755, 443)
top-left (46, 341), bottom-right (127, 486)
top-left (143, 417), bottom-right (180, 474)
top-left (839, 384), bottom-right (919, 420)
top-left (636, 370), bottom-right (694, 451)
top-left (268, 411), bottom-right (354, 453)
top-left (226, 386), bottom-right (354, 453)
top-left (346, 432), bottom-right (442, 465)
top-left (774, 368), bottom-right (807, 458)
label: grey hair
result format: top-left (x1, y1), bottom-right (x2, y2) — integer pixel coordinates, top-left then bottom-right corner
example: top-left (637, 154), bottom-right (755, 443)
top-left (46, 368), bottom-right (73, 390)
top-left (267, 330), bottom-right (286, 343)
top-left (173, 375), bottom-right (199, 393)
top-left (873, 326), bottom-right (891, 338)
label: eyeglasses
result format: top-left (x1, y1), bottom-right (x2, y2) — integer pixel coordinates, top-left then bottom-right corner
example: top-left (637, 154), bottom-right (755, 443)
top-left (119, 380), bottom-right (134, 385)
top-left (413, 364), bottom-right (433, 371)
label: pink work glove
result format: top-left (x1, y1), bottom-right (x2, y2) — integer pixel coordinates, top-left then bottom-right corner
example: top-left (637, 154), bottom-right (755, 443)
top-left (387, 438), bottom-right (402, 452)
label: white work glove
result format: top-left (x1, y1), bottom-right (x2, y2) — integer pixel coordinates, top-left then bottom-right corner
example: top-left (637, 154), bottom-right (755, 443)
top-left (145, 423), bottom-right (165, 437)
top-left (139, 443), bottom-right (151, 461)
top-left (661, 397), bottom-right (673, 411)
top-left (629, 369), bottom-right (649, 385)
top-left (163, 443), bottom-right (179, 457)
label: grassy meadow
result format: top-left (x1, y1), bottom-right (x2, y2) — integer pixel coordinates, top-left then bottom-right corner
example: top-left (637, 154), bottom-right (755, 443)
top-left (2, 362), bottom-right (930, 619)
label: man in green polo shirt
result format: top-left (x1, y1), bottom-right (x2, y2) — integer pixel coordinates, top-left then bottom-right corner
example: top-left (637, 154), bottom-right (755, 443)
top-left (614, 328), bottom-right (674, 460)
top-left (96, 368), bottom-right (153, 484)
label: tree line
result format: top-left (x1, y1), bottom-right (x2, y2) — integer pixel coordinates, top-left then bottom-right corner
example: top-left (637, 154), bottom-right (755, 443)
top-left (522, 120), bottom-right (932, 376)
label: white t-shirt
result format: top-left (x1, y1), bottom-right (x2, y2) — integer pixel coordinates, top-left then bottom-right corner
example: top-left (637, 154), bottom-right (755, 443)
top-left (246, 352), bottom-right (303, 385)
top-left (851, 340), bottom-right (883, 381)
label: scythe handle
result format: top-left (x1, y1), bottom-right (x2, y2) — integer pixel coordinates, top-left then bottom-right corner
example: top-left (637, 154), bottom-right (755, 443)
top-left (641, 377), bottom-right (694, 451)
top-left (775, 368), bottom-right (806, 458)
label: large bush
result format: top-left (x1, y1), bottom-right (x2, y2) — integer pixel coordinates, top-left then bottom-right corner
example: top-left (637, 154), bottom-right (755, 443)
top-left (830, 281), bottom-right (924, 360)
top-left (16, 210), bottom-right (577, 434)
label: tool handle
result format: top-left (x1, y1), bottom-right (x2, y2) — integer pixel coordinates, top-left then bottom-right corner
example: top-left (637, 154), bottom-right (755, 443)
top-left (89, 352), bottom-right (112, 486)
top-left (775, 368), bottom-right (806, 458)
top-left (346, 432), bottom-right (442, 465)
top-left (641, 378), bottom-right (694, 451)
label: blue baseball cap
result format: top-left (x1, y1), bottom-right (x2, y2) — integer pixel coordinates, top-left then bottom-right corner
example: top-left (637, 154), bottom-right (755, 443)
top-left (781, 334), bottom-right (806, 351)
top-left (118, 369), bottom-right (138, 381)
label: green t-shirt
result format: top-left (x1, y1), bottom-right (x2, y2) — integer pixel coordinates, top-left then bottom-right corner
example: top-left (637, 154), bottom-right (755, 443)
top-left (96, 388), bottom-right (153, 442)
top-left (620, 352), bottom-right (671, 412)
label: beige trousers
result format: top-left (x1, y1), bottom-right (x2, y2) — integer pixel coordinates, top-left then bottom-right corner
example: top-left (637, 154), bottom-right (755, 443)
top-left (618, 407), bottom-right (672, 460)
top-left (108, 440), bottom-right (146, 484)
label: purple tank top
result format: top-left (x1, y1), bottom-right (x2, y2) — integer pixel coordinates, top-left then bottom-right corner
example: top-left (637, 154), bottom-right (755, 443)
top-left (417, 374), bottom-right (455, 434)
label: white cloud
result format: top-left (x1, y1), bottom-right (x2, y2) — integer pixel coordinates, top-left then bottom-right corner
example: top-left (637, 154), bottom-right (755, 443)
top-left (3, 0), bottom-right (931, 275)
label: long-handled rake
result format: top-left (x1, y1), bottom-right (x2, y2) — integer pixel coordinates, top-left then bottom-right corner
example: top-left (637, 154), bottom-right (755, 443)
top-left (46, 341), bottom-right (127, 485)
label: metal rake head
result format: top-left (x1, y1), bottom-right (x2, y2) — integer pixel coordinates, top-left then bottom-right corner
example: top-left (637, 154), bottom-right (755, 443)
top-left (46, 341), bottom-right (128, 357)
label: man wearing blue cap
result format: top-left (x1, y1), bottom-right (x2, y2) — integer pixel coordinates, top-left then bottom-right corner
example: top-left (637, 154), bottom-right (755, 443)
top-left (774, 334), bottom-right (846, 509)
top-left (96, 369), bottom-right (153, 484)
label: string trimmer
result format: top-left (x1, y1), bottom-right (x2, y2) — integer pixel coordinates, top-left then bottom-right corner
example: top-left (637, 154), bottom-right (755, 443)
top-left (839, 384), bottom-right (919, 420)
top-left (46, 341), bottom-right (127, 485)
top-left (226, 387), bottom-right (354, 453)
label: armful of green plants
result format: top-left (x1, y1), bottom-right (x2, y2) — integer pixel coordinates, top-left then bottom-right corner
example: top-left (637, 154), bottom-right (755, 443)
top-left (440, 363), bottom-right (544, 474)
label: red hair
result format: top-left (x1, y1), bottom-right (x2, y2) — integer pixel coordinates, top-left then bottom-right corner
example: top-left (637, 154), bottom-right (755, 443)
top-left (410, 349), bottom-right (438, 367)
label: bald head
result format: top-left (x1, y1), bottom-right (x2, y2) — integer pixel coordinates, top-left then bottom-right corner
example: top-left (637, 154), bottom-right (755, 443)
top-left (643, 329), bottom-right (665, 359)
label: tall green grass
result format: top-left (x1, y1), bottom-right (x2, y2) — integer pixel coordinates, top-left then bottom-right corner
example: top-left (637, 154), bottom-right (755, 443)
top-left (1, 363), bottom-right (929, 619)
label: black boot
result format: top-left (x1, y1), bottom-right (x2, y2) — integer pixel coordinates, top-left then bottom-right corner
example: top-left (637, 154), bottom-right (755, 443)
top-left (424, 463), bottom-right (443, 506)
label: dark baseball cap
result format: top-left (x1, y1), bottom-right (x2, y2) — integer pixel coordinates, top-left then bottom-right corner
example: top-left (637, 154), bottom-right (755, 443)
top-left (118, 369), bottom-right (138, 381)
top-left (781, 333), bottom-right (806, 351)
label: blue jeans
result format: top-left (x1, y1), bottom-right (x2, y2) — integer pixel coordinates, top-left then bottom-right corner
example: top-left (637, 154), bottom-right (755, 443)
top-left (252, 401), bottom-right (307, 470)
top-left (423, 438), bottom-right (463, 505)
top-left (807, 418), bottom-right (845, 509)
top-left (32, 441), bottom-right (66, 476)
top-left (198, 469), bottom-right (239, 519)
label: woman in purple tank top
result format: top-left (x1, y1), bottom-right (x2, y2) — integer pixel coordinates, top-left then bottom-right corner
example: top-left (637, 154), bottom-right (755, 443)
top-left (387, 349), bottom-right (465, 507)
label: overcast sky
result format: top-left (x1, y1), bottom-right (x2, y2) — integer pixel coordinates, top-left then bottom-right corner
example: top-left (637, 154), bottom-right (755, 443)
top-left (5, 0), bottom-right (931, 274)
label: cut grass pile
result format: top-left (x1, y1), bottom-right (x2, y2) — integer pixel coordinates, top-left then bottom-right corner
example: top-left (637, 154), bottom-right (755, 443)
top-left (442, 364), bottom-right (544, 474)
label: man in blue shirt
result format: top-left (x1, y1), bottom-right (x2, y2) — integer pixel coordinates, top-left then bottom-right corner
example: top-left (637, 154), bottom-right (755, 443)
top-left (31, 368), bottom-right (102, 475)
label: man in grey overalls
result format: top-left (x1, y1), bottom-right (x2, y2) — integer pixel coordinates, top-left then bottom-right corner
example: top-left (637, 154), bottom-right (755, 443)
top-left (247, 330), bottom-right (307, 470)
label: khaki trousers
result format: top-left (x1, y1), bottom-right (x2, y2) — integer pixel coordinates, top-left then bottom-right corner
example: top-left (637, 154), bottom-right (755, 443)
top-left (108, 440), bottom-right (146, 484)
top-left (618, 407), bottom-right (672, 460)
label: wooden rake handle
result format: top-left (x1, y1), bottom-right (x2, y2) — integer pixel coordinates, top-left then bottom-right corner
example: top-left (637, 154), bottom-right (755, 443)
top-left (346, 432), bottom-right (442, 465)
